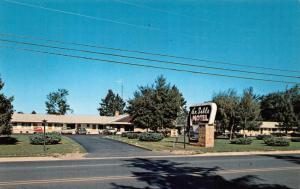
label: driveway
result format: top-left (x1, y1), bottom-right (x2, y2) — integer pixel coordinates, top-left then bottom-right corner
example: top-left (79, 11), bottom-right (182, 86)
top-left (67, 135), bottom-right (167, 158)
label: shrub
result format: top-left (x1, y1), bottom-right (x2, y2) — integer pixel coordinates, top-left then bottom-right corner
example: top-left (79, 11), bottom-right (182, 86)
top-left (121, 132), bottom-right (128, 137)
top-left (271, 133), bottom-right (287, 137)
top-left (256, 134), bottom-right (269, 140)
top-left (291, 137), bottom-right (300, 142)
top-left (139, 132), bottom-right (164, 142)
top-left (264, 136), bottom-right (289, 146)
top-left (127, 132), bottom-right (140, 139)
top-left (230, 137), bottom-right (252, 145)
top-left (29, 132), bottom-right (61, 145)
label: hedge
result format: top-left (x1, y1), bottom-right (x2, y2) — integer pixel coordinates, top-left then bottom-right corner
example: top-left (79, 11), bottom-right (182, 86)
top-left (29, 132), bottom-right (62, 145)
top-left (264, 136), bottom-right (289, 146)
top-left (230, 137), bottom-right (252, 145)
top-left (139, 132), bottom-right (164, 142)
top-left (256, 134), bottom-right (269, 140)
top-left (127, 132), bottom-right (140, 139)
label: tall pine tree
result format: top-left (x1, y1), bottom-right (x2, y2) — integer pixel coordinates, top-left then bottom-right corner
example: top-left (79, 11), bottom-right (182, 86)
top-left (98, 90), bottom-right (125, 116)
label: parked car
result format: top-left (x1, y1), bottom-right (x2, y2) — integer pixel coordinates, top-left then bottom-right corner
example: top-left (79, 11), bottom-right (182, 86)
top-left (102, 128), bottom-right (117, 135)
top-left (33, 127), bottom-right (43, 134)
top-left (76, 128), bottom-right (87, 135)
top-left (61, 127), bottom-right (75, 135)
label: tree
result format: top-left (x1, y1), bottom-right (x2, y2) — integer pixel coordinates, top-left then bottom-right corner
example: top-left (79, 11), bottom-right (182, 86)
top-left (277, 88), bottom-right (298, 133)
top-left (31, 110), bottom-right (36, 114)
top-left (260, 85), bottom-right (300, 132)
top-left (98, 89), bottom-right (126, 116)
top-left (127, 76), bottom-right (186, 132)
top-left (0, 77), bottom-right (14, 135)
top-left (45, 89), bottom-right (72, 115)
top-left (237, 88), bottom-right (261, 137)
top-left (212, 89), bottom-right (239, 140)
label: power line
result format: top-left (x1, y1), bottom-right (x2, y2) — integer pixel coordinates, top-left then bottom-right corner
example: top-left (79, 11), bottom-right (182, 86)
top-left (0, 45), bottom-right (299, 84)
top-left (1, 0), bottom-right (214, 40)
top-left (1, 38), bottom-right (299, 79)
top-left (1, 33), bottom-right (299, 74)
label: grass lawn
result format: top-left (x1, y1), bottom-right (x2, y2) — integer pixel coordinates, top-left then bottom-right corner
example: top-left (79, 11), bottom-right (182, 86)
top-left (106, 135), bottom-right (300, 153)
top-left (0, 135), bottom-right (85, 157)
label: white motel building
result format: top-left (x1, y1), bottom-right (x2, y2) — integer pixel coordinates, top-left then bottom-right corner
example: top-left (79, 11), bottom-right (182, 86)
top-left (11, 113), bottom-right (133, 134)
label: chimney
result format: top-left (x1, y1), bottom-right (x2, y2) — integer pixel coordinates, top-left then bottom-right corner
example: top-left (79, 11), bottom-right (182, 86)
top-left (114, 111), bottom-right (120, 117)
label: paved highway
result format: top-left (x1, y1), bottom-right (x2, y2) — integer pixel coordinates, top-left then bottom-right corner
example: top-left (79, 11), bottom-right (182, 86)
top-left (0, 154), bottom-right (299, 189)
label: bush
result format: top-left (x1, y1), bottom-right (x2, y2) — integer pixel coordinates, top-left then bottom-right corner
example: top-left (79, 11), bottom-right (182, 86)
top-left (256, 134), bottom-right (269, 140)
top-left (29, 132), bottom-right (61, 145)
top-left (291, 137), bottom-right (300, 142)
top-left (139, 132), bottom-right (164, 142)
top-left (271, 133), bottom-right (287, 137)
top-left (121, 132), bottom-right (128, 137)
top-left (264, 136), bottom-right (289, 146)
top-left (127, 132), bottom-right (140, 139)
top-left (230, 137), bottom-right (252, 145)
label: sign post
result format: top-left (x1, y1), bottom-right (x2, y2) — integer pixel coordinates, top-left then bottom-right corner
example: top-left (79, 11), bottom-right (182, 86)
top-left (42, 119), bottom-right (47, 152)
top-left (188, 103), bottom-right (217, 147)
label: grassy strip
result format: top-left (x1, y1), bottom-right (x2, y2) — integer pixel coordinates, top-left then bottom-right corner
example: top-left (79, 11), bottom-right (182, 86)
top-left (106, 135), bottom-right (300, 153)
top-left (0, 135), bottom-right (86, 157)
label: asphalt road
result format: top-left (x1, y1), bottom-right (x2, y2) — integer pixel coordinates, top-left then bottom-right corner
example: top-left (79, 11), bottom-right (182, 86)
top-left (67, 135), bottom-right (168, 157)
top-left (0, 154), bottom-right (299, 189)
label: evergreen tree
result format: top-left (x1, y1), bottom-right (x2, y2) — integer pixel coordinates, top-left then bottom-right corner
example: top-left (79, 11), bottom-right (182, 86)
top-left (98, 89), bottom-right (125, 116)
top-left (31, 110), bottom-right (36, 114)
top-left (0, 77), bottom-right (14, 135)
top-left (127, 76), bottom-right (186, 132)
top-left (45, 89), bottom-right (72, 115)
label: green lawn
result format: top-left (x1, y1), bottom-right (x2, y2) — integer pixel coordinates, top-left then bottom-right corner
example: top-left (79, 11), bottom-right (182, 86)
top-left (0, 135), bottom-right (85, 157)
top-left (106, 135), bottom-right (300, 153)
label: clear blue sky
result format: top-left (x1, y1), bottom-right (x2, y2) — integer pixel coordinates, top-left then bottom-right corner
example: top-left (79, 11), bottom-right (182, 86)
top-left (0, 0), bottom-right (299, 114)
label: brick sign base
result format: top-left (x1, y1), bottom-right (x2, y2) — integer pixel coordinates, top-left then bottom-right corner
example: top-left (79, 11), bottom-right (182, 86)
top-left (197, 124), bottom-right (214, 148)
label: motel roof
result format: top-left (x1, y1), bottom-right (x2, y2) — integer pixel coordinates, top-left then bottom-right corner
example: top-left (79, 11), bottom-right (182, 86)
top-left (11, 113), bottom-right (132, 125)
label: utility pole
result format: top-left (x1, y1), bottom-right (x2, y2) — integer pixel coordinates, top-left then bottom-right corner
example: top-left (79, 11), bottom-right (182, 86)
top-left (42, 119), bottom-right (47, 152)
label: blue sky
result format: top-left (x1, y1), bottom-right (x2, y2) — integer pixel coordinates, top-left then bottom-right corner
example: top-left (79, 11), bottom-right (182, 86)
top-left (0, 0), bottom-right (299, 114)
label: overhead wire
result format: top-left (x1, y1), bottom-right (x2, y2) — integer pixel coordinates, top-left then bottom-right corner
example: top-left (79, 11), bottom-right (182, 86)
top-left (0, 38), bottom-right (299, 79)
top-left (0, 45), bottom-right (299, 84)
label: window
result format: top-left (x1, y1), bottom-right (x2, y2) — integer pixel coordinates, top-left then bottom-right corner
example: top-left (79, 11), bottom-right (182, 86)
top-left (48, 123), bottom-right (53, 127)
top-left (12, 122), bottom-right (17, 126)
top-left (98, 125), bottom-right (104, 130)
top-left (77, 124), bottom-right (81, 128)
top-left (87, 124), bottom-right (90, 128)
top-left (33, 123), bottom-right (38, 126)
top-left (22, 122), bottom-right (31, 127)
top-left (92, 125), bottom-right (96, 129)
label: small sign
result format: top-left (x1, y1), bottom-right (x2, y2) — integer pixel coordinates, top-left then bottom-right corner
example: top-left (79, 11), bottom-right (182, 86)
top-left (189, 103), bottom-right (217, 125)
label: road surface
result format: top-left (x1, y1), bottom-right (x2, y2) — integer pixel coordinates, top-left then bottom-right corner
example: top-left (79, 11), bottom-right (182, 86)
top-left (0, 154), bottom-right (299, 189)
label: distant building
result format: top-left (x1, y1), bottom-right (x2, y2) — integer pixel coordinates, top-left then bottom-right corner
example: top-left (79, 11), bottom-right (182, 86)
top-left (238, 121), bottom-right (297, 136)
top-left (11, 113), bottom-right (133, 134)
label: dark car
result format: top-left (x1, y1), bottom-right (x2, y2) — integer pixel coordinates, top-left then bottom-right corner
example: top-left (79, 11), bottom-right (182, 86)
top-left (76, 128), bottom-right (87, 135)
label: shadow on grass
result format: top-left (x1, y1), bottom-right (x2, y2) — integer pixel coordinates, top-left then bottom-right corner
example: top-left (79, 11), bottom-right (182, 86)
top-left (111, 158), bottom-right (290, 189)
top-left (0, 136), bottom-right (18, 145)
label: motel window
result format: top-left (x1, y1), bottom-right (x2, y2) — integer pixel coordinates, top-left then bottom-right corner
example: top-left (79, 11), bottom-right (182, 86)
top-left (48, 123), bottom-right (53, 127)
top-left (77, 124), bottom-right (81, 128)
top-left (86, 124), bottom-right (90, 128)
top-left (98, 125), bottom-right (104, 130)
top-left (33, 123), bottom-right (38, 126)
top-left (22, 122), bottom-right (31, 127)
top-left (13, 122), bottom-right (17, 126)
top-left (92, 125), bottom-right (96, 129)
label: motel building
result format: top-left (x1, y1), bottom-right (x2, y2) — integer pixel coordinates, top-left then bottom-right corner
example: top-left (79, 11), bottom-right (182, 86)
top-left (11, 113), bottom-right (133, 134)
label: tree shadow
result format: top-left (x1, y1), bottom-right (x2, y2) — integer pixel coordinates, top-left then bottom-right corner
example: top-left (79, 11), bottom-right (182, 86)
top-left (263, 155), bottom-right (300, 165)
top-left (0, 136), bottom-right (18, 145)
top-left (111, 158), bottom-right (291, 189)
